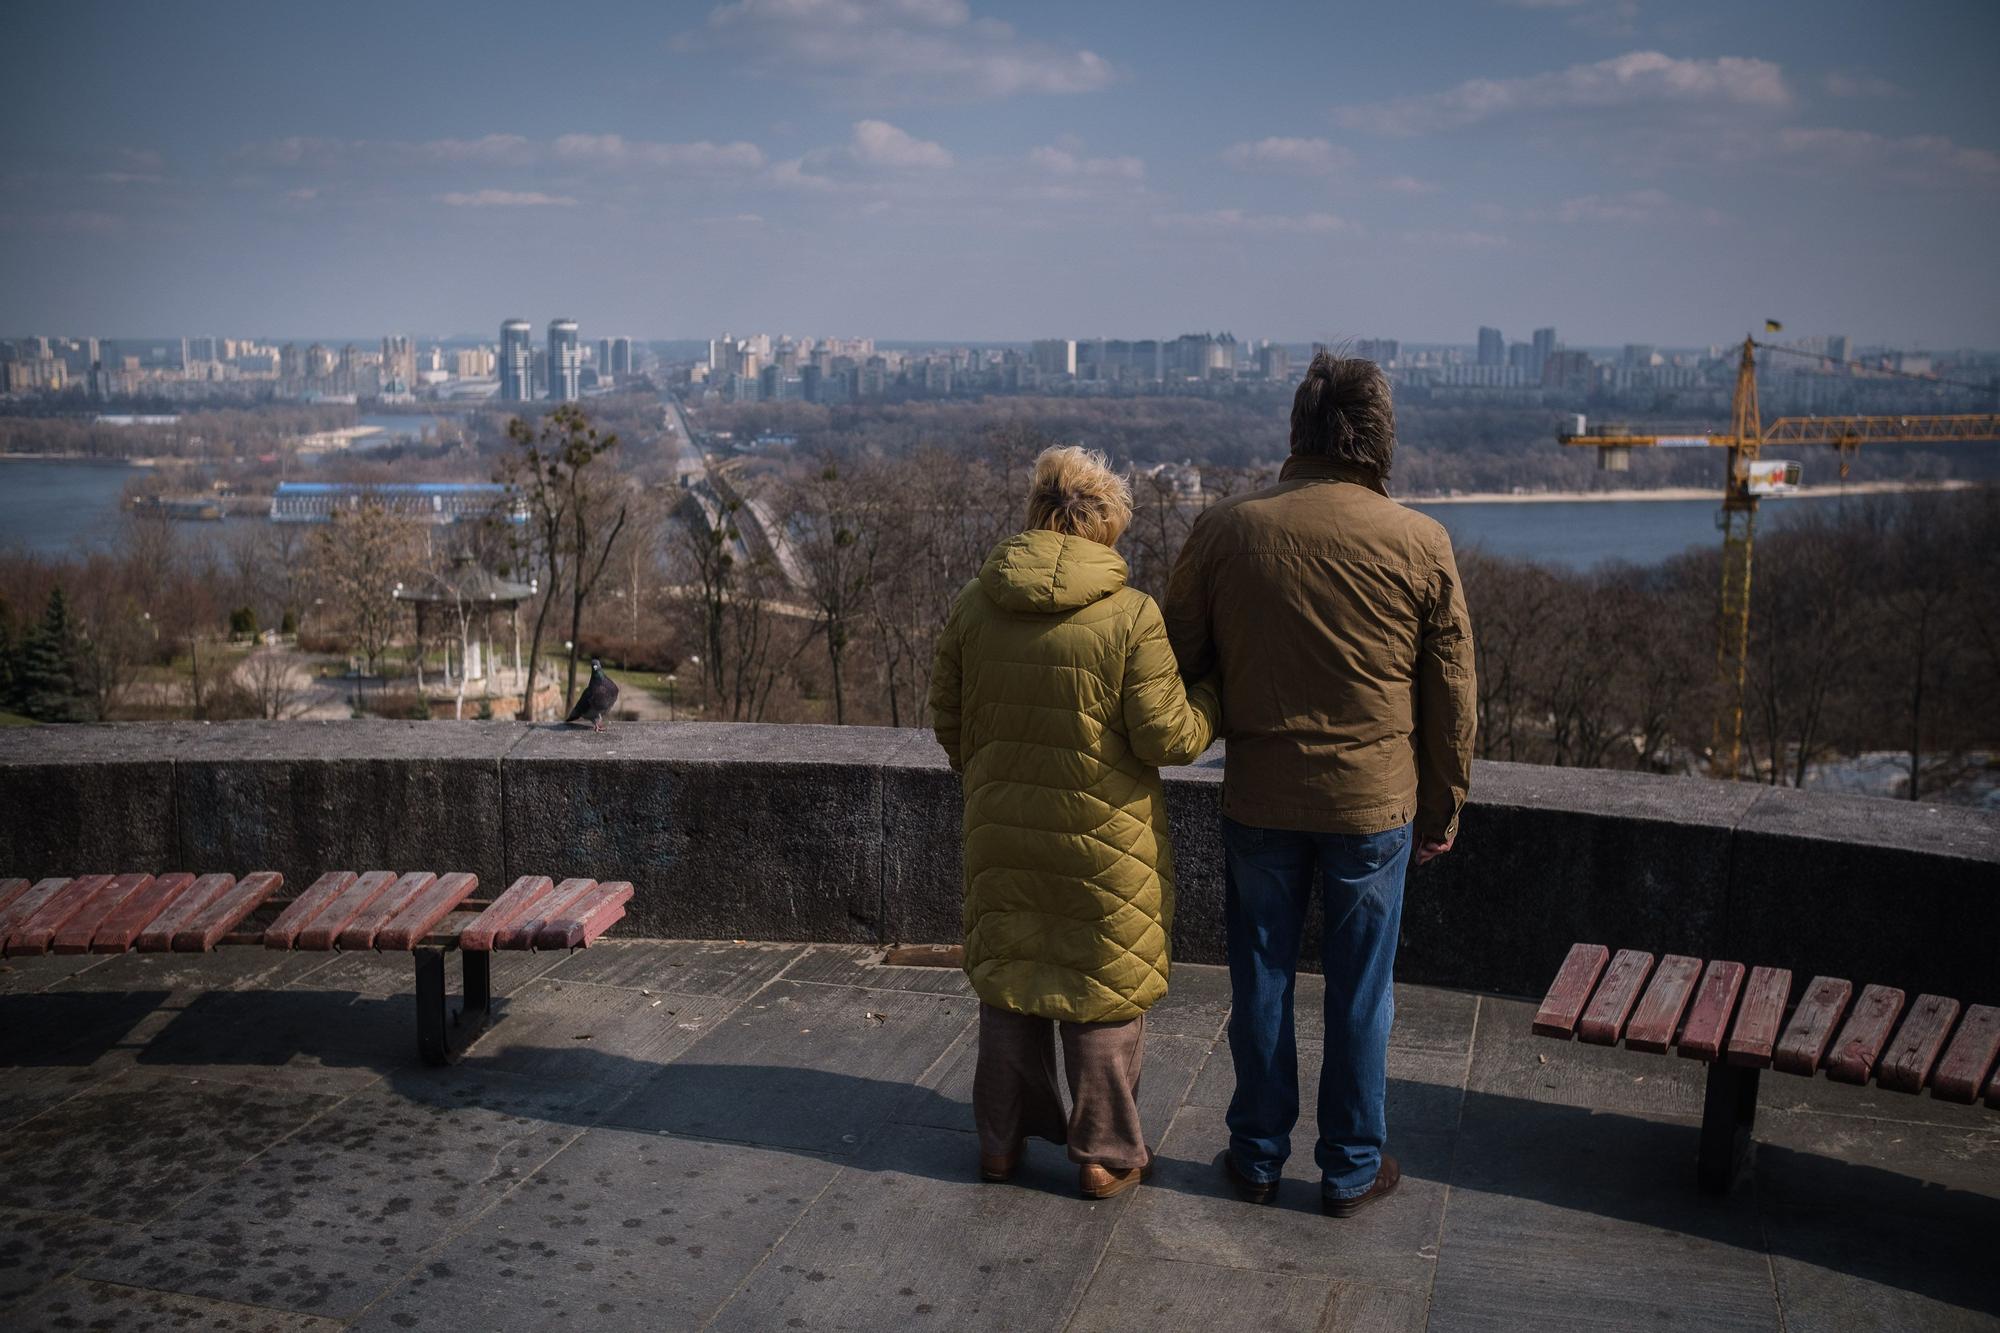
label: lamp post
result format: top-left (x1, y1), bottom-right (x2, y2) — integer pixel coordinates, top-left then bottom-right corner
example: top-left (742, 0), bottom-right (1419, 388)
top-left (665, 672), bottom-right (677, 722)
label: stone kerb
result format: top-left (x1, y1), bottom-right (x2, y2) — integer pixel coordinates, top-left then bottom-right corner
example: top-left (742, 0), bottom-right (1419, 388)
top-left (0, 722), bottom-right (1993, 1001)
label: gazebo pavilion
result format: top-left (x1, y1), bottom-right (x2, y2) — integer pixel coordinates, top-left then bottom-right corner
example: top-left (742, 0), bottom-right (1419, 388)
top-left (393, 556), bottom-right (536, 702)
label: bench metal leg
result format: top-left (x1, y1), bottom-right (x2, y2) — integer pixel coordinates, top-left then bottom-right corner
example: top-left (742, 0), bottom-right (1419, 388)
top-left (415, 947), bottom-right (494, 1067)
top-left (1697, 1061), bottom-right (1760, 1194)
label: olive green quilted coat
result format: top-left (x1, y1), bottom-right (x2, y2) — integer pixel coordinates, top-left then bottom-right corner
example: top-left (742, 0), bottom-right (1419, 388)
top-left (929, 530), bottom-right (1220, 1024)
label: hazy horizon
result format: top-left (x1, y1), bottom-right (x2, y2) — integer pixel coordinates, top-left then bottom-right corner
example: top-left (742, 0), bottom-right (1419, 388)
top-left (6, 0), bottom-right (1997, 347)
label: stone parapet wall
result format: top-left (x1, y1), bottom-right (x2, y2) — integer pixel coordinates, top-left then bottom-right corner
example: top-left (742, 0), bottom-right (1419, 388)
top-left (1, 722), bottom-right (1993, 1001)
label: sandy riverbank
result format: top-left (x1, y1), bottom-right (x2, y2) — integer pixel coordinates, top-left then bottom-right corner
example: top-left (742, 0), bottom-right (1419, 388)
top-left (1403, 479), bottom-right (1981, 505)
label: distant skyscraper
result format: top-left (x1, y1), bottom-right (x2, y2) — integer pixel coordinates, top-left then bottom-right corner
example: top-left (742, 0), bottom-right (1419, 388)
top-left (1477, 326), bottom-right (1504, 367)
top-left (381, 335), bottom-right (416, 389)
top-left (499, 319), bottom-right (534, 401)
top-left (1030, 338), bottom-right (1077, 377)
top-left (597, 338), bottom-right (612, 376)
top-left (548, 319), bottom-right (580, 401)
top-left (610, 336), bottom-right (632, 377)
top-left (1532, 327), bottom-right (1557, 379)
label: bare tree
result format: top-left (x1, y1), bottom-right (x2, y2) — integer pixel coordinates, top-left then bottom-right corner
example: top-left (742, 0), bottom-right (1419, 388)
top-left (309, 503), bottom-right (423, 676)
top-left (497, 404), bottom-right (624, 720)
top-left (788, 456), bottom-right (885, 725)
top-left (240, 646), bottom-right (311, 720)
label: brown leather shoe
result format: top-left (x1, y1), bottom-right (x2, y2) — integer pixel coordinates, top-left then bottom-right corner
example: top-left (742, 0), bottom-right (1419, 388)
top-left (1220, 1150), bottom-right (1278, 1205)
top-left (1322, 1155), bottom-right (1400, 1217)
top-left (1079, 1151), bottom-right (1154, 1199)
top-left (979, 1150), bottom-right (1019, 1182)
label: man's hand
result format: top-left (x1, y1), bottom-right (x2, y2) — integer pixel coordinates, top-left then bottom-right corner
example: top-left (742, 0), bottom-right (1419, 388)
top-left (1415, 835), bottom-right (1455, 865)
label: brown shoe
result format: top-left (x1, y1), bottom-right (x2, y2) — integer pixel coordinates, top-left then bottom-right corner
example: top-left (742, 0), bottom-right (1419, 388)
top-left (1079, 1151), bottom-right (1154, 1200)
top-left (1219, 1150), bottom-right (1278, 1206)
top-left (1321, 1155), bottom-right (1400, 1217)
top-left (979, 1150), bottom-right (1019, 1182)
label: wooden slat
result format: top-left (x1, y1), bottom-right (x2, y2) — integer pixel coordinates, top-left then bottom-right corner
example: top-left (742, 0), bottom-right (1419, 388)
top-left (51, 874), bottom-right (154, 954)
top-left (1928, 1004), bottom-right (2000, 1103)
top-left (532, 881), bottom-right (634, 950)
top-left (1826, 984), bottom-right (1906, 1085)
top-left (0, 878), bottom-right (74, 953)
top-left (7, 875), bottom-right (114, 956)
top-left (495, 878), bottom-right (597, 950)
top-left (1676, 960), bottom-right (1746, 1062)
top-left (135, 874), bottom-right (235, 951)
top-left (263, 871), bottom-right (357, 950)
top-left (375, 873), bottom-right (479, 951)
top-left (89, 872), bottom-right (196, 954)
top-left (1624, 953), bottom-right (1704, 1054)
top-left (1773, 976), bottom-right (1853, 1076)
top-left (335, 871), bottom-right (435, 951)
top-left (171, 871), bottom-right (282, 952)
top-left (1531, 943), bottom-right (1610, 1038)
top-left (1726, 966), bottom-right (1793, 1068)
top-left (0, 878), bottom-right (31, 915)
top-left (1877, 994), bottom-right (1962, 1095)
top-left (459, 875), bottom-right (554, 951)
top-left (1577, 948), bottom-right (1655, 1046)
top-left (291, 871), bottom-right (397, 952)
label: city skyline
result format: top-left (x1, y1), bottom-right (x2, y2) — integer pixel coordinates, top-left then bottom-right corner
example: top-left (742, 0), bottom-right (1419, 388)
top-left (4, 1), bottom-right (1998, 345)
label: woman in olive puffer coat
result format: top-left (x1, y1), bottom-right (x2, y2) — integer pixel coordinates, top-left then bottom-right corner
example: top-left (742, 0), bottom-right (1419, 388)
top-left (930, 445), bottom-right (1219, 1199)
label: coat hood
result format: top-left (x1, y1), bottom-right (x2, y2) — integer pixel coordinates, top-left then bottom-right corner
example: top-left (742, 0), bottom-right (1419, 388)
top-left (978, 529), bottom-right (1127, 613)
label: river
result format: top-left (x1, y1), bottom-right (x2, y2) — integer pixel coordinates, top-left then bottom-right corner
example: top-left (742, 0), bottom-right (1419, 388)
top-left (0, 455), bottom-right (1905, 567)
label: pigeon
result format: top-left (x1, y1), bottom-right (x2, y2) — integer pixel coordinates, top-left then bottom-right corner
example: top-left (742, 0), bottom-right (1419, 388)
top-left (565, 659), bottom-right (620, 731)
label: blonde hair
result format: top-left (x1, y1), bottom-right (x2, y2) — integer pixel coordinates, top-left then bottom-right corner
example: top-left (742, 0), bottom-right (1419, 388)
top-left (1025, 445), bottom-right (1133, 547)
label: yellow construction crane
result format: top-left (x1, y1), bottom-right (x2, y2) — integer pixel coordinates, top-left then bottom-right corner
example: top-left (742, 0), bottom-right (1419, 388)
top-left (1558, 335), bottom-right (2000, 780)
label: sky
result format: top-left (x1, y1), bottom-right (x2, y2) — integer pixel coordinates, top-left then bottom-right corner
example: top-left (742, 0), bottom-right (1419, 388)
top-left (4, 0), bottom-right (1998, 348)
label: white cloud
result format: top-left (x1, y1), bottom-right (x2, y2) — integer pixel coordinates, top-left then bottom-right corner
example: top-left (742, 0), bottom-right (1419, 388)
top-left (1029, 143), bottom-right (1143, 180)
top-left (437, 190), bottom-right (578, 208)
top-left (1765, 126), bottom-right (2000, 186)
top-left (850, 119), bottom-right (953, 168)
top-left (236, 133), bottom-right (762, 176)
top-left (1380, 174), bottom-right (1439, 194)
top-left (1335, 51), bottom-right (1790, 135)
top-left (1477, 187), bottom-right (1725, 227)
top-left (1402, 227), bottom-right (1510, 249)
top-left (1222, 137), bottom-right (1353, 175)
top-left (688, 0), bottom-right (1115, 103)
top-left (552, 134), bottom-right (765, 170)
top-left (1822, 71), bottom-right (1900, 99)
top-left (1154, 208), bottom-right (1355, 236)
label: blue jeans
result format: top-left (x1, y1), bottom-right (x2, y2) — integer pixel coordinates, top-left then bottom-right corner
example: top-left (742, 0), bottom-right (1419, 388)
top-left (1222, 815), bottom-right (1411, 1200)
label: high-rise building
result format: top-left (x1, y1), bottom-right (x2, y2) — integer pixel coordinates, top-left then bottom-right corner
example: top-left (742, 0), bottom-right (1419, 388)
top-left (610, 336), bottom-right (632, 377)
top-left (1030, 338), bottom-right (1077, 377)
top-left (548, 319), bottom-right (581, 401)
top-left (381, 335), bottom-right (416, 389)
top-left (1477, 326), bottom-right (1504, 367)
top-left (499, 319), bottom-right (534, 401)
top-left (1531, 327), bottom-right (1557, 379)
top-left (1258, 343), bottom-right (1290, 382)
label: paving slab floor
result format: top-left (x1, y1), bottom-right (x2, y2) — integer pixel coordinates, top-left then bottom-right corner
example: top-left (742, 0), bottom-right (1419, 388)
top-left (1, 940), bottom-right (1995, 1331)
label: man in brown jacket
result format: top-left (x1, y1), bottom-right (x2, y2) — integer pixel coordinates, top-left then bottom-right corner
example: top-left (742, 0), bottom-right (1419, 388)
top-left (1165, 352), bottom-right (1475, 1216)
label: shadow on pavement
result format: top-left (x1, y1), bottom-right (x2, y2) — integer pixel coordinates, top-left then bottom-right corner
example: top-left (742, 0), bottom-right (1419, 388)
top-left (5, 986), bottom-right (1996, 1321)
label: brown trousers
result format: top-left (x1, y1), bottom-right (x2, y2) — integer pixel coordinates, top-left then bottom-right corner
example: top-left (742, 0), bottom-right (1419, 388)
top-left (972, 1003), bottom-right (1148, 1170)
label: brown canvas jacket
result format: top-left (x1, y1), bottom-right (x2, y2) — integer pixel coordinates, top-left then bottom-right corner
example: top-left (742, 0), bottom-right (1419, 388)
top-left (1164, 454), bottom-right (1476, 841)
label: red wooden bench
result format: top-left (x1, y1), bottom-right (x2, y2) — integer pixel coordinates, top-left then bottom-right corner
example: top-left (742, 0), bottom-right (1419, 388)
top-left (1533, 943), bottom-right (2000, 1193)
top-left (0, 871), bottom-right (634, 1066)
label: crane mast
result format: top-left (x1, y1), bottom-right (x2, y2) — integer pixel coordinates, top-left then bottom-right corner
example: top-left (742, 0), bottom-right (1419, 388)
top-left (1556, 335), bottom-right (2000, 781)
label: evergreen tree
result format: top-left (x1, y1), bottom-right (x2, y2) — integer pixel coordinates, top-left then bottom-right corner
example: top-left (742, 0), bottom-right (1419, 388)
top-left (18, 587), bottom-right (87, 723)
top-left (0, 596), bottom-right (20, 715)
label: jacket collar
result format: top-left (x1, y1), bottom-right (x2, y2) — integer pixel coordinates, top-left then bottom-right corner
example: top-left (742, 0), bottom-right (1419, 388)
top-left (1279, 453), bottom-right (1390, 496)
